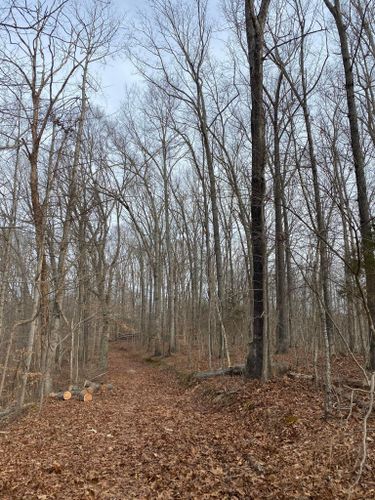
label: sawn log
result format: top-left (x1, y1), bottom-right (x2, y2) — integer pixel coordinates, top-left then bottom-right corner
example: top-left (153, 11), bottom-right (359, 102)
top-left (49, 391), bottom-right (72, 401)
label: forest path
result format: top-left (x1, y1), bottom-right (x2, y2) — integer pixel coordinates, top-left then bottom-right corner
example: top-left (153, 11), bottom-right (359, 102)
top-left (0, 345), bottom-right (262, 499)
top-left (0, 346), bottom-right (372, 499)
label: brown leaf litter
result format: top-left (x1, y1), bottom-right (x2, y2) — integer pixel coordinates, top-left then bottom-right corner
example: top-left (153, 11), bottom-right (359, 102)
top-left (0, 345), bottom-right (373, 499)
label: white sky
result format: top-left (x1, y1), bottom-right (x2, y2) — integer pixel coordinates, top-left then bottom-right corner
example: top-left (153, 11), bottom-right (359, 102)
top-left (92, 0), bottom-right (223, 114)
top-left (92, 0), bottom-right (145, 114)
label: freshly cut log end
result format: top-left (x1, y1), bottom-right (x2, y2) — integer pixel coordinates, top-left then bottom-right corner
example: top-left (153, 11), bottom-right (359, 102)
top-left (78, 392), bottom-right (93, 402)
top-left (71, 389), bottom-right (92, 402)
top-left (50, 391), bottom-right (72, 400)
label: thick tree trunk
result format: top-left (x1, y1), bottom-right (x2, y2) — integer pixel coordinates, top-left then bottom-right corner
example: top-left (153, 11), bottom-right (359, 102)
top-left (19, 254), bottom-right (44, 408)
top-left (45, 60), bottom-right (89, 394)
top-left (244, 0), bottom-right (270, 379)
top-left (324, 0), bottom-right (375, 369)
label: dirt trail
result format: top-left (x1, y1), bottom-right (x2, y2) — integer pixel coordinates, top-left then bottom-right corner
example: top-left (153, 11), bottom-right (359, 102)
top-left (0, 347), bottom-right (260, 499)
top-left (0, 346), bottom-right (373, 499)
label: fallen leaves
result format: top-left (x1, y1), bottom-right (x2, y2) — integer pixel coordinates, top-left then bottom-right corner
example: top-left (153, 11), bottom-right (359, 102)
top-left (45, 462), bottom-right (63, 474)
top-left (0, 346), bottom-right (373, 499)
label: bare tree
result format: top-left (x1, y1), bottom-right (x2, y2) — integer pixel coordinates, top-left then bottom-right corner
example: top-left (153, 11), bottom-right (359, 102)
top-left (323, 0), bottom-right (375, 370)
top-left (244, 0), bottom-right (271, 379)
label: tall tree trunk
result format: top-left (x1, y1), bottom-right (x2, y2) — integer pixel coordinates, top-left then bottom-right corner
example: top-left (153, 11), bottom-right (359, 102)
top-left (282, 188), bottom-right (293, 347)
top-left (162, 139), bottom-right (176, 353)
top-left (153, 229), bottom-right (163, 356)
top-left (19, 254), bottom-right (44, 408)
top-left (77, 214), bottom-right (89, 366)
top-left (44, 59), bottom-right (89, 394)
top-left (199, 103), bottom-right (225, 359)
top-left (244, 0), bottom-right (270, 379)
top-left (323, 0), bottom-right (375, 369)
top-left (272, 74), bottom-right (289, 353)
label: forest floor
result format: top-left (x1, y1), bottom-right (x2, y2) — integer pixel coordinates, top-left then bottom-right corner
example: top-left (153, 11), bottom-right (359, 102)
top-left (0, 343), bottom-right (374, 499)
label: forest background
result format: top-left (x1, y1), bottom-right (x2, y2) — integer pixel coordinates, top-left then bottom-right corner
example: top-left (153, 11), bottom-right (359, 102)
top-left (0, 0), bottom-right (374, 418)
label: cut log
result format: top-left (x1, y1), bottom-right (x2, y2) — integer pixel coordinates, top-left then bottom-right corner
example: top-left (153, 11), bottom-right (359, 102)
top-left (70, 389), bottom-right (83, 397)
top-left (49, 391), bottom-right (72, 401)
top-left (68, 384), bottom-right (81, 393)
top-left (77, 392), bottom-right (93, 402)
top-left (193, 365), bottom-right (245, 380)
top-left (59, 391), bottom-right (72, 401)
top-left (68, 388), bottom-right (93, 401)
top-left (100, 383), bottom-right (113, 392)
top-left (84, 381), bottom-right (101, 394)
top-left (71, 389), bottom-right (89, 398)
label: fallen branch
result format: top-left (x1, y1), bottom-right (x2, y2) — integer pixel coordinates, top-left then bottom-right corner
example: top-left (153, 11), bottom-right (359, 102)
top-left (287, 372), bottom-right (314, 380)
top-left (287, 371), bottom-right (370, 390)
top-left (334, 378), bottom-right (370, 390)
top-left (335, 385), bottom-right (375, 412)
top-left (193, 365), bottom-right (245, 380)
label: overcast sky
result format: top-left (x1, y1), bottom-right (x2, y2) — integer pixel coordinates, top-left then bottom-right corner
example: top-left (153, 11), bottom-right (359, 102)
top-left (93, 0), bottom-right (223, 114)
top-left (92, 0), bottom-right (145, 114)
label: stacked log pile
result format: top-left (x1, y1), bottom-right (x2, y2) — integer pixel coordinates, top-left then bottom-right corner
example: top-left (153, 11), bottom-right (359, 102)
top-left (48, 381), bottom-right (113, 403)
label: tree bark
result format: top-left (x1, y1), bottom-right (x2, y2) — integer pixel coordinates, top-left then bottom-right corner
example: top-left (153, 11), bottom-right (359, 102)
top-left (272, 73), bottom-right (289, 353)
top-left (323, 0), bottom-right (375, 369)
top-left (244, 0), bottom-right (270, 379)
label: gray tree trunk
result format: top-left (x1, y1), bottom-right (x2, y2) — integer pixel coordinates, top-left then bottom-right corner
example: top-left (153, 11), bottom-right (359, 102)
top-left (323, 0), bottom-right (375, 369)
top-left (244, 0), bottom-right (271, 379)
